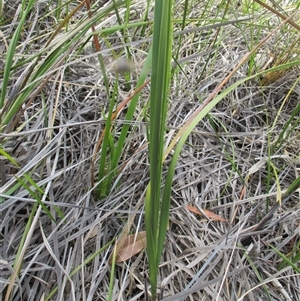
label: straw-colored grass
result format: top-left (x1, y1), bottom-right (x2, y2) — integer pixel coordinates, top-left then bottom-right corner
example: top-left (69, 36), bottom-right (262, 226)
top-left (1, 0), bottom-right (299, 300)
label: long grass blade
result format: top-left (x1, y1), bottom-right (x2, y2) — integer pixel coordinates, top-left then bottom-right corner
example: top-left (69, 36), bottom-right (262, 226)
top-left (145, 0), bottom-right (173, 298)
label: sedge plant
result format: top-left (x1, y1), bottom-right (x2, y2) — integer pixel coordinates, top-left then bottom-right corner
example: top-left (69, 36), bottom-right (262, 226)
top-left (145, 3), bottom-right (300, 297)
top-left (1, 1), bottom-right (300, 300)
top-left (144, 0), bottom-right (173, 299)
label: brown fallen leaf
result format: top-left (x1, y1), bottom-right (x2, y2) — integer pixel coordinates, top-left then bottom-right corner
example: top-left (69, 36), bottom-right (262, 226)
top-left (115, 231), bottom-right (147, 263)
top-left (186, 205), bottom-right (227, 222)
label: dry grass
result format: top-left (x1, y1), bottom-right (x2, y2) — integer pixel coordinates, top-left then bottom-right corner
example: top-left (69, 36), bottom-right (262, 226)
top-left (0, 0), bottom-right (299, 300)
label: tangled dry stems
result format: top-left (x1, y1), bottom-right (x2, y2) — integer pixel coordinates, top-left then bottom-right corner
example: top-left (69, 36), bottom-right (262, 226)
top-left (0, 1), bottom-right (299, 300)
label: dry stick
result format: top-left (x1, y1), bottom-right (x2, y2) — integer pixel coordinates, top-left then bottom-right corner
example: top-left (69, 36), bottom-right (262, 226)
top-left (85, 0), bottom-right (101, 52)
top-left (254, 0), bottom-right (300, 31)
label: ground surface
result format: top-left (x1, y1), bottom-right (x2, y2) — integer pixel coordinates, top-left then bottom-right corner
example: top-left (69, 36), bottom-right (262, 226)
top-left (0, 1), bottom-right (299, 301)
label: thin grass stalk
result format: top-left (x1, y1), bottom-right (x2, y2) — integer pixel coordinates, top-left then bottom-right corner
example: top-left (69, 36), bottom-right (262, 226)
top-left (97, 83), bottom-right (118, 197)
top-left (173, 0), bottom-right (188, 69)
top-left (45, 238), bottom-right (115, 301)
top-left (101, 53), bottom-right (152, 195)
top-left (0, 0), bottom-right (3, 18)
top-left (268, 244), bottom-right (300, 273)
top-left (0, 148), bottom-right (19, 202)
top-left (108, 244), bottom-right (118, 301)
top-left (145, 0), bottom-right (173, 299)
top-left (1, 1), bottom-right (125, 130)
top-left (271, 99), bottom-right (300, 153)
top-left (242, 250), bottom-right (272, 299)
top-left (277, 238), bottom-right (300, 269)
top-left (15, 176), bottom-right (56, 222)
top-left (0, 0), bottom-right (35, 123)
top-left (4, 205), bottom-right (42, 301)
